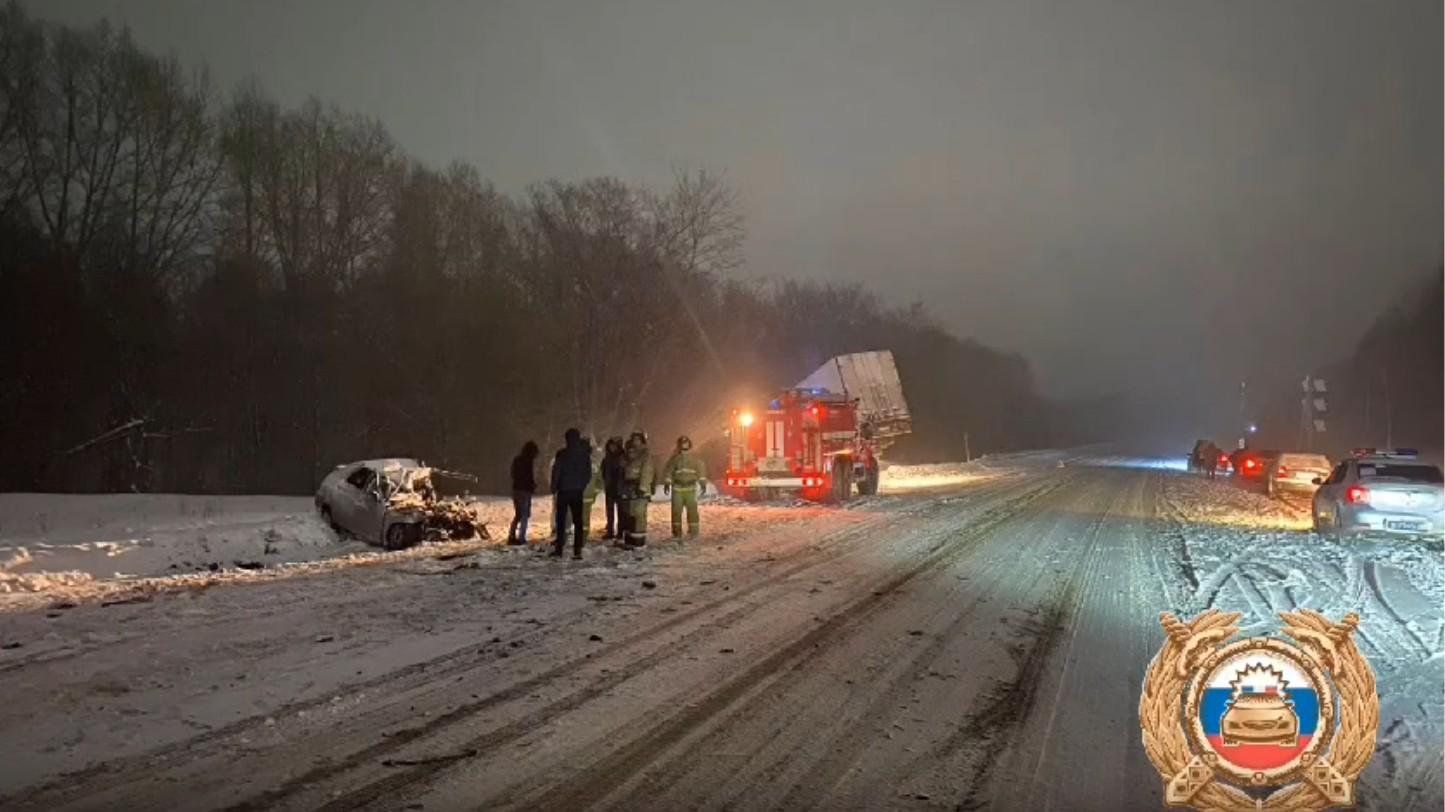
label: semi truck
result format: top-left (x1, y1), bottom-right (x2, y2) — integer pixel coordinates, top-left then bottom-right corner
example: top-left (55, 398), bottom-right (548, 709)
top-left (722, 350), bottom-right (912, 502)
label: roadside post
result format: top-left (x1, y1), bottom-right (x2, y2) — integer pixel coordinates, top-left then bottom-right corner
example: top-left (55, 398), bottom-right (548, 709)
top-left (1301, 376), bottom-right (1327, 451)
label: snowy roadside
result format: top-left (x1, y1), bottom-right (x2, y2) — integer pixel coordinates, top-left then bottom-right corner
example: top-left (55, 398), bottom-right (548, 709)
top-left (0, 486), bottom-right (876, 611)
top-left (1159, 472), bottom-right (1444, 803)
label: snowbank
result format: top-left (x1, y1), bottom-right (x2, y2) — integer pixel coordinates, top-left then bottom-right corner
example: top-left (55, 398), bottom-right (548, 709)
top-left (0, 494), bottom-right (347, 582)
top-left (880, 461), bottom-right (992, 491)
top-left (0, 491), bottom-right (821, 608)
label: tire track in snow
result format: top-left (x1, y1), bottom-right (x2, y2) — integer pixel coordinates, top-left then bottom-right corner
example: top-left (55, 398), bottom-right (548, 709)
top-left (4, 487), bottom-right (977, 810)
top-left (952, 473), bottom-right (1118, 811)
top-left (476, 476), bottom-right (1074, 812)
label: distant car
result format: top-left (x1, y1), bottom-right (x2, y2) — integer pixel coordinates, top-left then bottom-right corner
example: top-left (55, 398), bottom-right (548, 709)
top-left (315, 458), bottom-right (430, 549)
top-left (1216, 450), bottom-right (1234, 475)
top-left (1232, 449), bottom-right (1280, 487)
top-left (1263, 452), bottom-right (1332, 497)
top-left (1312, 449), bottom-right (1444, 537)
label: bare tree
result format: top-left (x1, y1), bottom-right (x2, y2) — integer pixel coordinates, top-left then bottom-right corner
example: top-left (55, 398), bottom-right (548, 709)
top-left (255, 98), bottom-right (400, 290)
top-left (107, 50), bottom-right (221, 283)
top-left (647, 167), bottom-right (744, 276)
top-left (217, 79), bottom-right (279, 264)
top-left (0, 0), bottom-right (43, 221)
top-left (17, 20), bottom-right (137, 261)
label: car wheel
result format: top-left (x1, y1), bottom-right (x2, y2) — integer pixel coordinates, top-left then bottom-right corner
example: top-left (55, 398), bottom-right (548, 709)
top-left (384, 523), bottom-right (411, 550)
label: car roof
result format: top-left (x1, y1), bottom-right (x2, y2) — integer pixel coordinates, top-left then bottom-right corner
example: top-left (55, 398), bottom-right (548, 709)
top-left (1355, 456), bottom-right (1437, 467)
top-left (339, 458), bottom-right (423, 471)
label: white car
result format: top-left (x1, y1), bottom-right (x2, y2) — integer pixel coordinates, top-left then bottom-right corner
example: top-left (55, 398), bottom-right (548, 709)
top-left (314, 458), bottom-right (431, 549)
top-left (1263, 452), bottom-right (1333, 497)
top-left (1312, 450), bottom-right (1444, 538)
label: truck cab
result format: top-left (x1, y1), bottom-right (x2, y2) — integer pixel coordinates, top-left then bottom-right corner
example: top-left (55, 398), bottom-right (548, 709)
top-left (723, 351), bottom-right (910, 502)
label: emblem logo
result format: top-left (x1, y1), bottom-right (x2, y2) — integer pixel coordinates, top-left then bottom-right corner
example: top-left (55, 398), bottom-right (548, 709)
top-left (1140, 609), bottom-right (1379, 810)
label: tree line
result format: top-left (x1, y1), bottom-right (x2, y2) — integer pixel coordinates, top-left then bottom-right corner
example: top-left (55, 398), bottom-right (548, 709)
top-left (0, 3), bottom-right (1058, 494)
top-left (1255, 272), bottom-right (1443, 460)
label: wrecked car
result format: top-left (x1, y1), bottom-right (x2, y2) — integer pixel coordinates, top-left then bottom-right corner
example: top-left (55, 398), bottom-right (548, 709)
top-left (315, 458), bottom-right (486, 549)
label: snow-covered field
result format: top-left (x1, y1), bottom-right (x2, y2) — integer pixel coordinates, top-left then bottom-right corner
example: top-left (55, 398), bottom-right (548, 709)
top-left (0, 457), bottom-right (1438, 810)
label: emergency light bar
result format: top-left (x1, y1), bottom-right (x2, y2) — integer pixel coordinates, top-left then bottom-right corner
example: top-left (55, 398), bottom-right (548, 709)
top-left (1351, 448), bottom-right (1418, 459)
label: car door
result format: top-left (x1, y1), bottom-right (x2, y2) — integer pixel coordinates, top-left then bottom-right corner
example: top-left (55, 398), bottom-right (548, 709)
top-left (339, 466), bottom-right (377, 536)
top-left (1316, 462), bottom-right (1349, 522)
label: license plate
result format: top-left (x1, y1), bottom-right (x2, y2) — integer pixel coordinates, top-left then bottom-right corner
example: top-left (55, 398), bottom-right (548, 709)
top-left (1385, 520), bottom-right (1425, 532)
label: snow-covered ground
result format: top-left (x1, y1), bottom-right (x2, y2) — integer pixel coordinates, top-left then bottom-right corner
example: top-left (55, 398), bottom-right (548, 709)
top-left (0, 459), bottom-right (1050, 605)
top-left (0, 491), bottom-right (833, 610)
top-left (1156, 472), bottom-right (1444, 805)
top-left (0, 493), bottom-right (348, 582)
top-left (0, 457), bottom-right (1437, 810)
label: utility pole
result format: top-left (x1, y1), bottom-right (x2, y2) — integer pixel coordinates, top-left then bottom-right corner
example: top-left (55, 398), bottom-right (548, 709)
top-left (963, 431), bottom-right (971, 463)
top-left (1382, 367), bottom-right (1393, 448)
top-left (1237, 380), bottom-right (1249, 450)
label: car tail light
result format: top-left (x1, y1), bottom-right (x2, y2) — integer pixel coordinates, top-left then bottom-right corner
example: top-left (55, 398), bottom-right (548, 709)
top-left (1276, 465), bottom-right (1289, 479)
top-left (1346, 486), bottom-right (1370, 505)
top-left (1244, 459), bottom-right (1257, 469)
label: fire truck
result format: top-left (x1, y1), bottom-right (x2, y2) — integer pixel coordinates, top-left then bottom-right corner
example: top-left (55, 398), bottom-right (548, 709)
top-left (723, 351), bottom-right (912, 502)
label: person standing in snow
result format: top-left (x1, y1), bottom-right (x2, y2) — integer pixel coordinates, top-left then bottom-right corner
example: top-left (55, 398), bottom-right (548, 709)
top-left (549, 446), bottom-right (565, 544)
top-left (1203, 441), bottom-right (1220, 480)
top-left (601, 436), bottom-right (627, 540)
top-left (550, 428), bottom-right (593, 559)
top-left (581, 439), bottom-right (604, 538)
top-left (508, 441), bottom-right (539, 545)
top-left (621, 431), bottom-right (655, 548)
top-left (661, 435), bottom-right (706, 539)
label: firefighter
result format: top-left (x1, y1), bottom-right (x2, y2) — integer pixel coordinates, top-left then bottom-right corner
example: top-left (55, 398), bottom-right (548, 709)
top-left (662, 435), bottom-right (706, 538)
top-left (622, 431), bottom-right (654, 548)
top-left (582, 439), bottom-right (604, 538)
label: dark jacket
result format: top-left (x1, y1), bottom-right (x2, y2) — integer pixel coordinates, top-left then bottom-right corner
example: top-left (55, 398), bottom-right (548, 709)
top-left (552, 437), bottom-right (594, 493)
top-left (511, 453), bottom-right (537, 493)
top-left (601, 444), bottom-right (627, 494)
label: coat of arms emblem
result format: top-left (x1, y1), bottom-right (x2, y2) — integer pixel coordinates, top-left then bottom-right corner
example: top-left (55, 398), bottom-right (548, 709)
top-left (1139, 609), bottom-right (1379, 810)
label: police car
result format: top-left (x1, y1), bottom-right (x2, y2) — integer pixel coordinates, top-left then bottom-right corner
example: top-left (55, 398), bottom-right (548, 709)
top-left (1311, 449), bottom-right (1444, 537)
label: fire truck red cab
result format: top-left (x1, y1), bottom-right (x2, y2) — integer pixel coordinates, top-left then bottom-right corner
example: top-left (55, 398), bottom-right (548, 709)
top-left (723, 351), bottom-right (910, 502)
